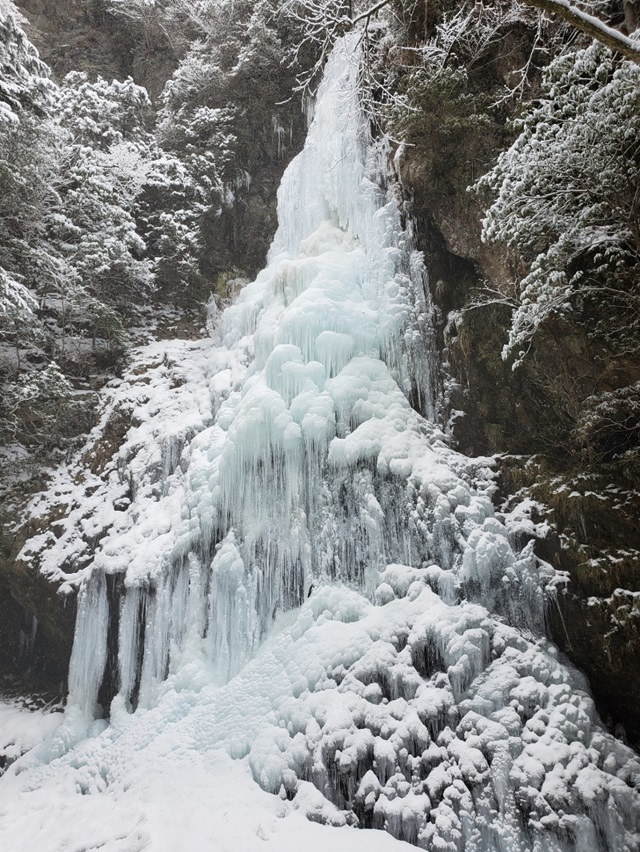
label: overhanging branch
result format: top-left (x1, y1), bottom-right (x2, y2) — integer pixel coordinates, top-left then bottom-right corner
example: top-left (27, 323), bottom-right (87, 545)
top-left (351, 0), bottom-right (394, 26)
top-left (520, 0), bottom-right (640, 63)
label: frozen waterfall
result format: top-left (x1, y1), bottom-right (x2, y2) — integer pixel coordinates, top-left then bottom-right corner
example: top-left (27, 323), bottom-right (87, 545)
top-left (3, 34), bottom-right (639, 852)
top-left (70, 33), bottom-right (443, 716)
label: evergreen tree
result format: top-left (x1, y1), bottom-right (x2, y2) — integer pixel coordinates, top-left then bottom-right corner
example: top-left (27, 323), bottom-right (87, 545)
top-left (479, 43), bottom-right (640, 366)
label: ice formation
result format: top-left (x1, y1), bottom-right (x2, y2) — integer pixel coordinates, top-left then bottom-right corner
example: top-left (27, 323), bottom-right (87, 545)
top-left (68, 30), bottom-right (443, 719)
top-left (2, 34), bottom-right (640, 852)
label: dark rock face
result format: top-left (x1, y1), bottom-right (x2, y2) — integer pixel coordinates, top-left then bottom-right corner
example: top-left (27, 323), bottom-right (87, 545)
top-left (197, 105), bottom-right (309, 288)
top-left (501, 456), bottom-right (640, 746)
top-left (386, 6), bottom-right (640, 745)
top-left (15, 0), bottom-right (176, 98)
top-left (0, 506), bottom-right (74, 694)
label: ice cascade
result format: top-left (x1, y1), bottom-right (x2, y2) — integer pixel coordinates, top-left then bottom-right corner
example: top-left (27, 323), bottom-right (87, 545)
top-left (69, 34), bottom-right (449, 716)
top-left (12, 34), bottom-right (640, 852)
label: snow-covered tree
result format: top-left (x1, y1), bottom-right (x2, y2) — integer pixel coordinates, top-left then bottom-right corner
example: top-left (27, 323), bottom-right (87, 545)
top-left (0, 361), bottom-right (73, 445)
top-left (53, 143), bottom-right (151, 301)
top-left (0, 269), bottom-right (35, 320)
top-left (478, 42), bottom-right (640, 366)
top-left (0, 2), bottom-right (55, 383)
top-left (0, 12), bottom-right (161, 446)
top-left (56, 72), bottom-right (151, 149)
top-left (31, 74), bottom-right (157, 353)
top-left (0, 1), bottom-right (51, 126)
top-left (134, 152), bottom-right (206, 295)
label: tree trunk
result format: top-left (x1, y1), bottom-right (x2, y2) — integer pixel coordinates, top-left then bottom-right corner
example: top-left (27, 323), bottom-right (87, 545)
top-left (624, 0), bottom-right (638, 34)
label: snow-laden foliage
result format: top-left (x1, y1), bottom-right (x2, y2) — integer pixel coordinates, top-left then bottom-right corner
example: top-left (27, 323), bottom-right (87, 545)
top-left (0, 25), bottom-right (204, 452)
top-left (51, 73), bottom-right (158, 302)
top-left (152, 97), bottom-right (236, 289)
top-left (134, 153), bottom-right (205, 294)
top-left (56, 71), bottom-right (208, 298)
top-left (0, 268), bottom-right (36, 320)
top-left (0, 6), bottom-right (65, 443)
top-left (0, 362), bottom-right (73, 443)
top-left (7, 72), bottom-right (157, 368)
top-left (0, 1), bottom-right (50, 126)
top-left (478, 43), bottom-right (640, 365)
top-left (574, 381), bottom-right (640, 462)
top-left (56, 72), bottom-right (151, 149)
top-left (49, 87), bottom-right (151, 318)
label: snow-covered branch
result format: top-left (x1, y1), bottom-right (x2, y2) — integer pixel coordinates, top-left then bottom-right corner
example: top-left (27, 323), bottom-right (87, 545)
top-left (351, 0), bottom-right (393, 26)
top-left (521, 0), bottom-right (640, 63)
top-left (0, 268), bottom-right (36, 318)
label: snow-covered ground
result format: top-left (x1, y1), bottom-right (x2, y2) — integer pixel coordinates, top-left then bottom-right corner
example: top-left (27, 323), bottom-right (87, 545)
top-left (0, 699), bottom-right (63, 774)
top-left (0, 679), bottom-right (412, 852)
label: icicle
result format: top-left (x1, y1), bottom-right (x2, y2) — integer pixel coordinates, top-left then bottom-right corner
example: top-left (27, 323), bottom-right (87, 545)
top-left (117, 586), bottom-right (141, 708)
top-left (67, 572), bottom-right (109, 720)
top-left (63, 33), bottom-right (533, 713)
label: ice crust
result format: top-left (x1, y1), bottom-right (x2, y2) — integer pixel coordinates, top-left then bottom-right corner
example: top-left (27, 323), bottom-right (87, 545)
top-left (3, 34), bottom-right (640, 852)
